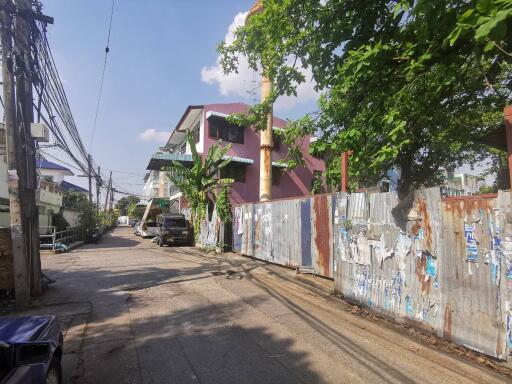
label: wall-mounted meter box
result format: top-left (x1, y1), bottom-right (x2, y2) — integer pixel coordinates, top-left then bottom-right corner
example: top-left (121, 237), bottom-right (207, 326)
top-left (30, 123), bottom-right (50, 142)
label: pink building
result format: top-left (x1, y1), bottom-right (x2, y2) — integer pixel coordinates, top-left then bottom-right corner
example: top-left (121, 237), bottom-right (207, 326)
top-left (145, 102), bottom-right (324, 207)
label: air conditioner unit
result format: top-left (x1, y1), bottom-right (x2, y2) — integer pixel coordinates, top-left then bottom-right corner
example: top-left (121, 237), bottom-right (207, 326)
top-left (30, 123), bottom-right (50, 142)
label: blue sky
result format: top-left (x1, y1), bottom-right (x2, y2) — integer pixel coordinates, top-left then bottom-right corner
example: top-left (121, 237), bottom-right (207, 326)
top-left (42, 0), bottom-right (318, 196)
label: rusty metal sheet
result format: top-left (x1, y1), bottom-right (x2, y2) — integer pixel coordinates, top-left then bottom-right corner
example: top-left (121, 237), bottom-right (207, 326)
top-left (335, 188), bottom-right (442, 330)
top-left (440, 194), bottom-right (503, 358)
top-left (497, 191), bottom-right (512, 359)
top-left (312, 194), bottom-right (333, 277)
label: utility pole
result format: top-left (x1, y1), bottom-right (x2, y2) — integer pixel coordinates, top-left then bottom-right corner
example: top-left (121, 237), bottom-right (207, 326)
top-left (1, 2), bottom-right (29, 307)
top-left (15, 0), bottom-right (41, 295)
top-left (109, 187), bottom-right (115, 223)
top-left (104, 171), bottom-right (112, 212)
top-left (87, 154), bottom-right (93, 203)
top-left (95, 166), bottom-right (101, 210)
top-left (505, 106), bottom-right (512, 188)
top-left (246, 0), bottom-right (273, 202)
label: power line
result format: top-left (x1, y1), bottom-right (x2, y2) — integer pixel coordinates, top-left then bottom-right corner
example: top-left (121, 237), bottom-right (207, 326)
top-left (38, 149), bottom-right (85, 173)
top-left (89, 0), bottom-right (115, 153)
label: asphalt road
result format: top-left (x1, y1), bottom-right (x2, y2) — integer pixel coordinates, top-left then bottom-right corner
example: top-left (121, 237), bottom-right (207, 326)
top-left (35, 227), bottom-right (510, 384)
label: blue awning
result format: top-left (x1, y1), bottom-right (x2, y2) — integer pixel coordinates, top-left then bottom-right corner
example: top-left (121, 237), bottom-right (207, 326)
top-left (223, 156), bottom-right (254, 164)
top-left (272, 161), bottom-right (288, 168)
top-left (146, 152), bottom-right (193, 170)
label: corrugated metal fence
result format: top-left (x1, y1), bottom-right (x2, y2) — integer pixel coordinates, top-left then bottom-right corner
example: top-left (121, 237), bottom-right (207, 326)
top-left (231, 189), bottom-right (512, 361)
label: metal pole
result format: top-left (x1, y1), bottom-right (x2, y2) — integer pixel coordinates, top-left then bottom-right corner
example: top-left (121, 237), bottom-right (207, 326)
top-left (505, 106), bottom-right (512, 188)
top-left (15, 0), bottom-right (41, 295)
top-left (1, 3), bottom-right (30, 307)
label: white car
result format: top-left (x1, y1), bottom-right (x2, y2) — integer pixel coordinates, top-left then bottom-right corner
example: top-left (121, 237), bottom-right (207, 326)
top-left (139, 221), bottom-right (158, 238)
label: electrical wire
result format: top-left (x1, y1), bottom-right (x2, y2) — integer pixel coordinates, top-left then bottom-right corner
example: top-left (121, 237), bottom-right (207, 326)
top-left (2, 4), bottom-right (141, 204)
top-left (89, 0), bottom-right (115, 153)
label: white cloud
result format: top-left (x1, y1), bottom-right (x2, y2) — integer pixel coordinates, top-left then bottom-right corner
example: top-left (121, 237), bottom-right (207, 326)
top-left (139, 129), bottom-right (169, 143)
top-left (201, 11), bottom-right (319, 112)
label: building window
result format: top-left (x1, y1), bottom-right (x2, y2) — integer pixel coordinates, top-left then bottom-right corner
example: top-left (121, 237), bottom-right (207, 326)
top-left (272, 167), bottom-right (282, 185)
top-left (191, 121), bottom-right (200, 144)
top-left (209, 117), bottom-right (244, 144)
top-left (220, 163), bottom-right (246, 183)
top-left (178, 141), bottom-right (187, 154)
top-left (273, 131), bottom-right (281, 151)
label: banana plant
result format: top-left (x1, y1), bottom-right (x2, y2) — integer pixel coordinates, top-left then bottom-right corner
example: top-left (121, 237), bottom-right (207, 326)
top-left (165, 131), bottom-right (234, 229)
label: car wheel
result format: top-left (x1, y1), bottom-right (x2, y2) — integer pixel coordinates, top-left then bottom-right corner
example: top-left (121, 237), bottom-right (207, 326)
top-left (46, 357), bottom-right (62, 384)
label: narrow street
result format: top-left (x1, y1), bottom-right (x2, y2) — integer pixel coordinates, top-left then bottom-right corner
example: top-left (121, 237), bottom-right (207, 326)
top-left (32, 227), bottom-right (509, 384)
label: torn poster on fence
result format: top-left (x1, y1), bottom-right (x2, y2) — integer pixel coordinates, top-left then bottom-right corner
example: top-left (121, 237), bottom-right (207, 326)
top-left (426, 256), bottom-right (437, 278)
top-left (338, 227), bottom-right (350, 261)
top-left (236, 208), bottom-right (243, 235)
top-left (395, 232), bottom-right (412, 272)
top-left (355, 234), bottom-right (371, 266)
top-left (503, 237), bottom-right (512, 281)
top-left (464, 223), bottom-right (478, 262)
top-left (370, 233), bottom-right (394, 266)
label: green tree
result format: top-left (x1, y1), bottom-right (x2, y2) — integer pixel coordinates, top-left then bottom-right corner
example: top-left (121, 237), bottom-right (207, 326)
top-left (51, 212), bottom-right (69, 231)
top-left (216, 186), bottom-right (232, 224)
top-left (165, 132), bottom-right (234, 236)
top-left (127, 201), bottom-right (143, 220)
top-left (115, 195), bottom-right (140, 216)
top-left (219, 0), bottom-right (512, 197)
top-left (62, 190), bottom-right (89, 210)
top-left (63, 191), bottom-right (99, 232)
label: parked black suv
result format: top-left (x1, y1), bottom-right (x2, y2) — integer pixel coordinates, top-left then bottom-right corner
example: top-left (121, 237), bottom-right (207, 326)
top-left (155, 214), bottom-right (192, 246)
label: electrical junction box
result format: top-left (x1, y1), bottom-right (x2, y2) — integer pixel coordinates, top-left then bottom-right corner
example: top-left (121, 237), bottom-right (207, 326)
top-left (30, 123), bottom-right (50, 142)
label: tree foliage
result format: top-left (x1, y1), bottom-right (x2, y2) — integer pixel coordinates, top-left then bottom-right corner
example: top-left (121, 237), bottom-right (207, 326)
top-left (115, 195), bottom-right (140, 216)
top-left (127, 201), bottom-right (143, 220)
top-left (219, 0), bottom-right (512, 196)
top-left (62, 191), bottom-right (99, 231)
top-left (165, 132), bottom-right (234, 235)
top-left (216, 186), bottom-right (233, 224)
top-left (51, 212), bottom-right (69, 231)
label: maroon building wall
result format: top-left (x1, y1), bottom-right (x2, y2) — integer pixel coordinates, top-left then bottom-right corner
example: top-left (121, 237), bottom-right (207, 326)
top-left (202, 103), bottom-right (325, 205)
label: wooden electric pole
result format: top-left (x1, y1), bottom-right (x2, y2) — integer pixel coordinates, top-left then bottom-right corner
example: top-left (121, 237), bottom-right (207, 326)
top-left (0, 2), bottom-right (30, 307)
top-left (505, 106), bottom-right (512, 188)
top-left (104, 171), bottom-right (112, 212)
top-left (95, 166), bottom-right (101, 210)
top-left (15, 0), bottom-right (41, 295)
top-left (109, 187), bottom-right (115, 223)
top-left (87, 154), bottom-right (93, 203)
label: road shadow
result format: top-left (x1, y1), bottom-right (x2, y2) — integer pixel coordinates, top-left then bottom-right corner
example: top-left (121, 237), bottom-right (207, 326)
top-left (79, 233), bottom-right (140, 249)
